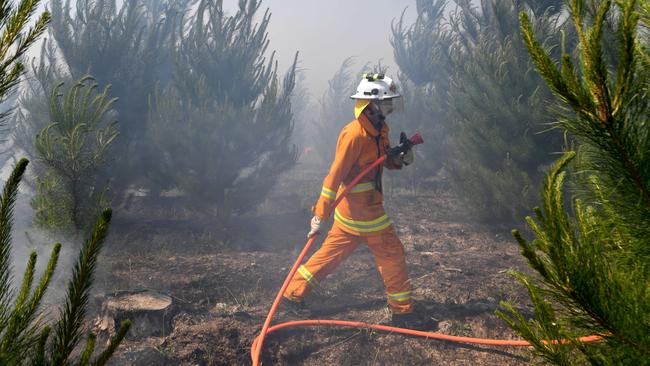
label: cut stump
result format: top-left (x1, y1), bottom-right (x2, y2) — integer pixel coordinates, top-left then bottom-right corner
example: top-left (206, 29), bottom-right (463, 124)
top-left (95, 290), bottom-right (174, 339)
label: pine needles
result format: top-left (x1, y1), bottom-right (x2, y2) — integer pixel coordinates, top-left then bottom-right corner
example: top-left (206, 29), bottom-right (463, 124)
top-left (498, 0), bottom-right (649, 363)
top-left (0, 160), bottom-right (130, 365)
top-left (32, 76), bottom-right (118, 235)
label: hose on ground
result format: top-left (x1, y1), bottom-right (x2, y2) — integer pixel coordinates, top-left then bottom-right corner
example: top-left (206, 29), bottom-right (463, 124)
top-left (250, 153), bottom-right (601, 365)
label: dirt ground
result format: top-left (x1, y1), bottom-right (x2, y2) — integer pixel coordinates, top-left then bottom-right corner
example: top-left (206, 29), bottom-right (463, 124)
top-left (95, 165), bottom-right (537, 365)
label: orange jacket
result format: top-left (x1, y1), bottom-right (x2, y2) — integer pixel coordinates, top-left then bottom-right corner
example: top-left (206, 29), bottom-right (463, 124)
top-left (313, 114), bottom-right (401, 236)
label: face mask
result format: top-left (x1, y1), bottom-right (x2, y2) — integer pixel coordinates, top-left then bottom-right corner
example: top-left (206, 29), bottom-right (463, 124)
top-left (377, 99), bottom-right (394, 116)
top-left (365, 102), bottom-right (386, 126)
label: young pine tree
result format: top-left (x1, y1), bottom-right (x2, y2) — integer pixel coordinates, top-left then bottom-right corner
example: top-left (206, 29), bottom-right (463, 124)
top-left (46, 0), bottom-right (190, 197)
top-left (497, 0), bottom-right (649, 364)
top-left (390, 0), bottom-right (455, 179)
top-left (30, 77), bottom-right (118, 235)
top-left (148, 0), bottom-right (298, 216)
top-left (445, 0), bottom-right (566, 224)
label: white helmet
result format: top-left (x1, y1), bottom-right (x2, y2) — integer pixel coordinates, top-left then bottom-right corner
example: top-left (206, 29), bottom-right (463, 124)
top-left (350, 73), bottom-right (401, 100)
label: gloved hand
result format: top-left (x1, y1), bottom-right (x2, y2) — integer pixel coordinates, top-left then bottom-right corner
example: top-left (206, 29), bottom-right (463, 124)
top-left (394, 149), bottom-right (414, 166)
top-left (307, 215), bottom-right (323, 238)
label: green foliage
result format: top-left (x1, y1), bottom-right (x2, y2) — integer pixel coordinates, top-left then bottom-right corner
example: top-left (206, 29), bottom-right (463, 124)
top-left (445, 0), bottom-right (566, 224)
top-left (0, 2), bottom-right (127, 363)
top-left (32, 76), bottom-right (118, 235)
top-left (0, 0), bottom-right (50, 123)
top-left (0, 159), bottom-right (130, 365)
top-left (13, 40), bottom-right (64, 167)
top-left (391, 0), bottom-right (456, 180)
top-left (148, 0), bottom-right (298, 215)
top-left (18, 0), bottom-right (295, 218)
top-left (391, 0), bottom-right (566, 220)
top-left (498, 0), bottom-right (650, 364)
top-left (392, 0), bottom-right (450, 85)
top-left (45, 0), bottom-right (189, 193)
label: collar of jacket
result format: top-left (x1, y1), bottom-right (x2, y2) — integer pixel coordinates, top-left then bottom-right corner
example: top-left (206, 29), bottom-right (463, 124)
top-left (357, 113), bottom-right (383, 137)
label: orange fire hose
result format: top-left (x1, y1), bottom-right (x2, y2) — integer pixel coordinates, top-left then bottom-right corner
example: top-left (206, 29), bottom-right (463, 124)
top-left (251, 320), bottom-right (602, 349)
top-left (250, 153), bottom-right (389, 366)
top-left (250, 138), bottom-right (601, 365)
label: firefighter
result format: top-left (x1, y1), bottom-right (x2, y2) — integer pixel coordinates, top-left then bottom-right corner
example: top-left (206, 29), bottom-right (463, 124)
top-left (282, 74), bottom-right (429, 328)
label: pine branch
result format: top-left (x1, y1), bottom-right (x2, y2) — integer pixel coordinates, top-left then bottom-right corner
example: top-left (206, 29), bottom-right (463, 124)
top-left (15, 252), bottom-right (37, 311)
top-left (22, 243), bottom-right (60, 325)
top-left (49, 209), bottom-right (112, 365)
top-left (611, 0), bottom-right (638, 114)
top-left (520, 1), bottom-right (650, 207)
top-left (78, 333), bottom-right (96, 366)
top-left (0, 158), bottom-right (29, 323)
top-left (32, 325), bottom-right (50, 366)
top-left (91, 320), bottom-right (131, 366)
top-left (520, 12), bottom-right (595, 120)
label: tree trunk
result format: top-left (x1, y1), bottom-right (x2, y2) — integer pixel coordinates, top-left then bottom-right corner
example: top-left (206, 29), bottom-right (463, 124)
top-left (94, 290), bottom-right (174, 339)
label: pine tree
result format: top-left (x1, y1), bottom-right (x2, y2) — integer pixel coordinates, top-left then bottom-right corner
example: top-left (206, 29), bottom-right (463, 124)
top-left (391, 0), bottom-right (568, 218)
top-left (444, 0), bottom-right (567, 224)
top-left (390, 0), bottom-right (455, 183)
top-left (0, 160), bottom-right (130, 365)
top-left (497, 0), bottom-right (649, 364)
top-left (30, 76), bottom-right (118, 235)
top-left (148, 0), bottom-right (298, 216)
top-left (44, 0), bottom-right (190, 198)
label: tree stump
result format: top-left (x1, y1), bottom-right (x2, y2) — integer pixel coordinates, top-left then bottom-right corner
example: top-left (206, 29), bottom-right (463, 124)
top-left (95, 290), bottom-right (174, 339)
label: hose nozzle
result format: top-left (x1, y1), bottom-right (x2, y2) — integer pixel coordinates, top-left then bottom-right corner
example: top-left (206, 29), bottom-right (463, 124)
top-left (387, 132), bottom-right (424, 157)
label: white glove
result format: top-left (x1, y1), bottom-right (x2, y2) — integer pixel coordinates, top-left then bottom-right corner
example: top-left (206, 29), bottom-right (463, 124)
top-left (394, 149), bottom-right (414, 166)
top-left (307, 216), bottom-right (322, 238)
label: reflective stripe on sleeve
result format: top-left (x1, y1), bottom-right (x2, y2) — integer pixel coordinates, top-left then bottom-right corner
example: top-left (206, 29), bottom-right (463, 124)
top-left (333, 209), bottom-right (393, 233)
top-left (388, 290), bottom-right (412, 302)
top-left (320, 186), bottom-right (336, 200)
top-left (297, 265), bottom-right (319, 289)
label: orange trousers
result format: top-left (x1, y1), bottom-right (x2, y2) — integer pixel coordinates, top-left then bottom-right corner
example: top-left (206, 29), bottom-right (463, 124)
top-left (284, 224), bottom-right (413, 313)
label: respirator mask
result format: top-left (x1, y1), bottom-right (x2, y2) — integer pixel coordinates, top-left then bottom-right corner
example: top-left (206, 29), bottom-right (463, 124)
top-left (368, 99), bottom-right (401, 124)
top-left (376, 99), bottom-right (395, 116)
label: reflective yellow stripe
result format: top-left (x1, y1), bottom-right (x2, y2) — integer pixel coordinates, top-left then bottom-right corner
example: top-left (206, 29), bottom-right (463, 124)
top-left (335, 209), bottom-right (390, 225)
top-left (340, 182), bottom-right (374, 193)
top-left (320, 186), bottom-right (335, 200)
top-left (334, 209), bottom-right (393, 233)
top-left (388, 290), bottom-right (411, 298)
top-left (298, 265), bottom-right (319, 289)
top-left (388, 291), bottom-right (412, 302)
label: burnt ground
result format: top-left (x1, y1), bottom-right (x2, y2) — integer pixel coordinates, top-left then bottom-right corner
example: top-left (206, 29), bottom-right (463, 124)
top-left (95, 165), bottom-right (537, 365)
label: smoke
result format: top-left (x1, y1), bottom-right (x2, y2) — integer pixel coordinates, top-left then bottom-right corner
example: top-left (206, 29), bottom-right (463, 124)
top-left (9, 182), bottom-right (79, 312)
top-left (222, 0), bottom-right (417, 98)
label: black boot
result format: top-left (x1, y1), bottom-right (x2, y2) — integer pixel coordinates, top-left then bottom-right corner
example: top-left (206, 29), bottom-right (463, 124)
top-left (280, 297), bottom-right (311, 317)
top-left (390, 303), bottom-right (437, 331)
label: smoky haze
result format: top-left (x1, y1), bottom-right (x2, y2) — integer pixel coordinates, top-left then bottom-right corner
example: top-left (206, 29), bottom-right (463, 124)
top-left (223, 0), bottom-right (417, 96)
